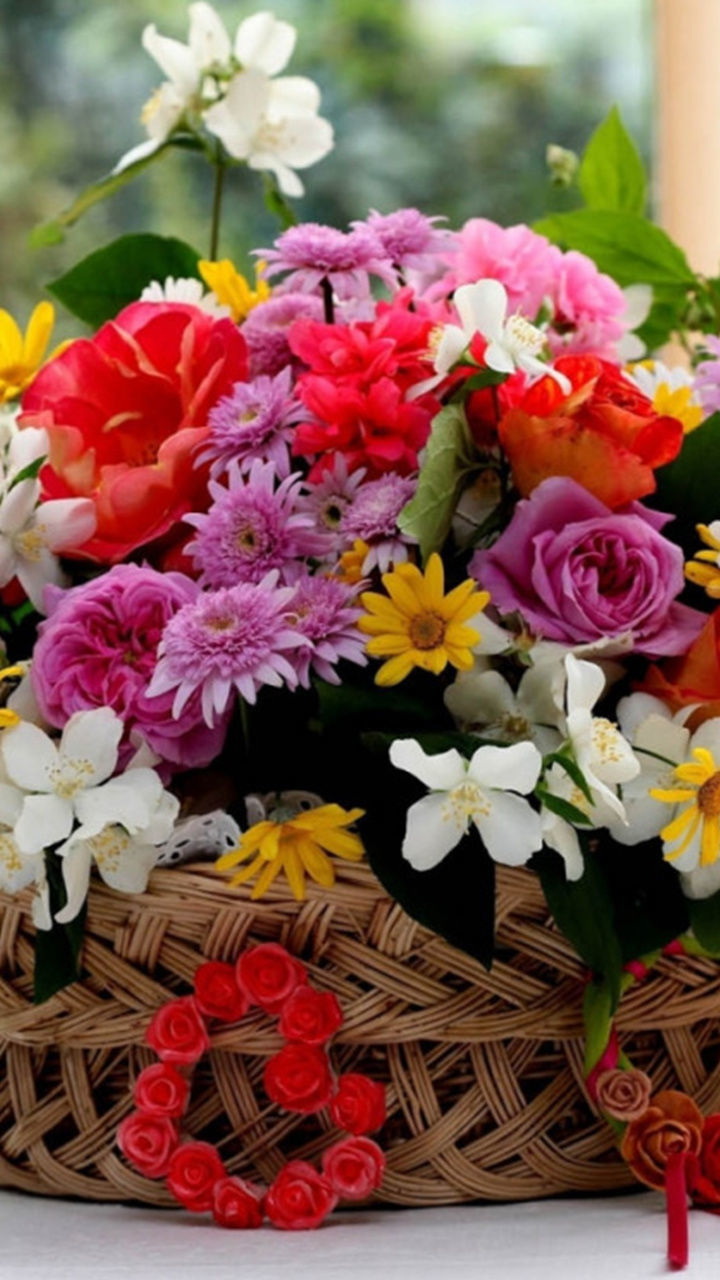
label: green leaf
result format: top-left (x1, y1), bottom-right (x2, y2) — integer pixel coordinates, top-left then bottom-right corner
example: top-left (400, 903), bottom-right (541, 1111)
top-left (597, 836), bottom-right (689, 963)
top-left (535, 787), bottom-right (591, 828)
top-left (651, 412), bottom-right (720, 559)
top-left (533, 209), bottom-right (695, 288)
top-left (262, 175), bottom-right (298, 229)
top-left (583, 979), bottom-right (617, 1074)
top-left (543, 751), bottom-right (593, 805)
top-left (33, 852), bottom-right (86, 1004)
top-left (397, 404), bottom-right (475, 562)
top-left (536, 842), bottom-right (623, 1004)
top-left (48, 233), bottom-right (201, 326)
top-left (578, 106), bottom-right (646, 215)
top-left (687, 889), bottom-right (720, 953)
top-left (8, 455), bottom-right (45, 490)
top-left (30, 144), bottom-right (175, 248)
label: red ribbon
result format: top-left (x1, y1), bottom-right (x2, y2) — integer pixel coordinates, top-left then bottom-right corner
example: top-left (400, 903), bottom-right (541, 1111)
top-left (666, 1151), bottom-right (689, 1270)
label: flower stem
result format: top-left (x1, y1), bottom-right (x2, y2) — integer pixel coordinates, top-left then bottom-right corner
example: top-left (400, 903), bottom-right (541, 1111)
top-left (321, 277), bottom-right (334, 324)
top-left (209, 161), bottom-right (226, 260)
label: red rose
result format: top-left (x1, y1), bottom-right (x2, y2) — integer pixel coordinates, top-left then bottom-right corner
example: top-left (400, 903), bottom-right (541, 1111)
top-left (264, 1043), bottom-right (334, 1114)
top-left (21, 301), bottom-right (248, 563)
top-left (329, 1073), bottom-right (386, 1135)
top-left (692, 1114), bottom-right (720, 1209)
top-left (278, 985), bottom-right (344, 1045)
top-left (145, 996), bottom-right (210, 1065)
top-left (117, 1112), bottom-right (178, 1179)
top-left (167, 1141), bottom-right (225, 1212)
top-left (321, 1136), bottom-right (385, 1201)
top-left (212, 1176), bottom-right (265, 1229)
top-left (194, 961), bottom-right (250, 1023)
top-left (133, 1063), bottom-right (189, 1119)
top-left (236, 943), bottom-right (306, 1013)
top-left (264, 1161), bottom-right (338, 1230)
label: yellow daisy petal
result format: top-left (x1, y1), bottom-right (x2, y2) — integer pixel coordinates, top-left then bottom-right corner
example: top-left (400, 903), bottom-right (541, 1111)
top-left (283, 847), bottom-right (307, 901)
top-left (375, 651), bottom-right (417, 686)
top-left (22, 301), bottom-right (54, 369)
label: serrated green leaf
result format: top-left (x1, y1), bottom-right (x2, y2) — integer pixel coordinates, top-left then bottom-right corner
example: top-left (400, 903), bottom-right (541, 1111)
top-left (397, 404), bottom-right (474, 562)
top-left (48, 233), bottom-right (201, 326)
top-left (533, 209), bottom-right (695, 288)
top-left (578, 106), bottom-right (646, 215)
top-left (30, 143), bottom-right (175, 248)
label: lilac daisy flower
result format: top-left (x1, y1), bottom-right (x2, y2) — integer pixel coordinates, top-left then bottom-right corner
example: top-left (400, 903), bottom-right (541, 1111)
top-left (185, 459), bottom-right (331, 588)
top-left (694, 336), bottom-right (720, 416)
top-left (196, 369), bottom-right (305, 479)
top-left (242, 291), bottom-right (324, 378)
top-left (353, 209), bottom-right (453, 276)
top-left (284, 572), bottom-right (367, 688)
top-left (147, 573), bottom-right (308, 723)
top-left (340, 473), bottom-right (418, 573)
top-left (297, 455), bottom-right (367, 553)
top-left (257, 223), bottom-right (395, 301)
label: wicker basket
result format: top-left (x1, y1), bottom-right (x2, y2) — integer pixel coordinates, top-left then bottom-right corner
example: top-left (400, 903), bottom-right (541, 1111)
top-left (2, 861), bottom-right (720, 1207)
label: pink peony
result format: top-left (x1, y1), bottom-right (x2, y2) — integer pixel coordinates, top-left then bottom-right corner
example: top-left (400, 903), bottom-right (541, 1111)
top-left (547, 251), bottom-right (628, 357)
top-left (30, 564), bottom-right (229, 773)
top-left (472, 477), bottom-right (705, 658)
top-left (435, 218), bottom-right (561, 316)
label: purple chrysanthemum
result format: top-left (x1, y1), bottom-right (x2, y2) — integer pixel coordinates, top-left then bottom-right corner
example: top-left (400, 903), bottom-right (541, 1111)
top-left (196, 369), bottom-right (305, 479)
top-left (257, 223), bottom-right (395, 300)
top-left (242, 291), bottom-right (325, 378)
top-left (694, 337), bottom-right (720, 416)
top-left (147, 573), bottom-right (309, 723)
top-left (185, 459), bottom-right (331, 588)
top-left (283, 572), bottom-right (367, 688)
top-left (298, 455), bottom-right (367, 552)
top-left (341, 473), bottom-right (417, 573)
top-left (353, 209), bottom-right (453, 276)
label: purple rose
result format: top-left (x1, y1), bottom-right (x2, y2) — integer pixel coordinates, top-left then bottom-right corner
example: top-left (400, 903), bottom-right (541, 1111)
top-left (31, 564), bottom-right (229, 774)
top-left (471, 477), bottom-right (704, 657)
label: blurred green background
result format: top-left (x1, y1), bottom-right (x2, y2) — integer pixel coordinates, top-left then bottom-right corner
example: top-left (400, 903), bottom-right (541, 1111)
top-left (0, 0), bottom-right (652, 335)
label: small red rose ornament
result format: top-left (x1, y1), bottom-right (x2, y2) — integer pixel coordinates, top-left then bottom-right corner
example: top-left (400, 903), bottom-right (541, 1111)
top-left (117, 943), bottom-right (387, 1230)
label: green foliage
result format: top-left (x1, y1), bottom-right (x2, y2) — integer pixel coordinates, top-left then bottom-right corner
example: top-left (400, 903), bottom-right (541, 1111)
top-left (686, 890), bottom-right (720, 954)
top-left (583, 978), bottom-right (618, 1074)
top-left (33, 852), bottom-right (86, 1004)
top-left (578, 106), bottom-right (646, 215)
top-left (30, 144), bottom-right (176, 247)
top-left (262, 175), bottom-right (298, 229)
top-left (536, 842), bottom-right (623, 1004)
top-left (397, 405), bottom-right (476, 563)
top-left (651, 413), bottom-right (720, 558)
top-left (48, 233), bottom-right (201, 326)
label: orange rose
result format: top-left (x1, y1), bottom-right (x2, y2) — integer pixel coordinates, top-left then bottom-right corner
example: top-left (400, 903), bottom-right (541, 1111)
top-left (640, 608), bottom-right (720, 729)
top-left (498, 356), bottom-right (683, 509)
top-left (621, 1090), bottom-right (703, 1190)
top-left (596, 1068), bottom-right (653, 1124)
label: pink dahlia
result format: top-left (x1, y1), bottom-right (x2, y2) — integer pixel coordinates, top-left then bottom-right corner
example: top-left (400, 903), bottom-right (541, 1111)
top-left (258, 224), bottom-right (395, 300)
top-left (30, 565), bottom-right (228, 774)
top-left (284, 573), bottom-right (367, 688)
top-left (184, 459), bottom-right (331, 588)
top-left (340, 473), bottom-right (417, 573)
top-left (354, 208), bottom-right (453, 276)
top-left (147, 573), bottom-right (308, 722)
top-left (196, 369), bottom-right (305, 479)
top-left (435, 218), bottom-right (562, 316)
top-left (242, 292), bottom-right (324, 378)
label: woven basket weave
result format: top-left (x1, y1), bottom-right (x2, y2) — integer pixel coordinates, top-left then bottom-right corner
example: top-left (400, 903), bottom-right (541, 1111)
top-left (2, 861), bottom-right (720, 1207)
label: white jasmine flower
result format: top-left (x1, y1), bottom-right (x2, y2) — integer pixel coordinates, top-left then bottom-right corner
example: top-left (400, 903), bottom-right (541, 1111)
top-left (0, 470), bottom-right (96, 613)
top-left (644, 717), bottom-right (720, 899)
top-left (605, 693), bottom-right (691, 847)
top-left (389, 737), bottom-right (543, 870)
top-left (562, 654), bottom-right (640, 822)
top-left (615, 284), bottom-right (652, 362)
top-left (140, 275), bottom-right (230, 318)
top-left (444, 668), bottom-right (563, 755)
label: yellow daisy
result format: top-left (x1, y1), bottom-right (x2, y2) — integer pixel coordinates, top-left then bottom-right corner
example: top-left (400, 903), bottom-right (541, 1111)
top-left (0, 302), bottom-right (60, 403)
top-left (685, 522), bottom-right (720, 598)
top-left (650, 745), bottom-right (720, 868)
top-left (0, 664), bottom-right (25, 729)
top-left (198, 258), bottom-right (271, 323)
top-left (358, 552), bottom-right (490, 687)
top-left (216, 803), bottom-right (365, 901)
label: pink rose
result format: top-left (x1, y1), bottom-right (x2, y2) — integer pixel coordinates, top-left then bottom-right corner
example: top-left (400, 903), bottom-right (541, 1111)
top-left (30, 564), bottom-right (229, 774)
top-left (473, 477), bottom-right (704, 658)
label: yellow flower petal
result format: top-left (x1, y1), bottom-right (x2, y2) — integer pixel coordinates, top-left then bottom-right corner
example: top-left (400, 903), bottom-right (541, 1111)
top-left (375, 651), bottom-right (417, 686)
top-left (23, 302), bottom-right (54, 369)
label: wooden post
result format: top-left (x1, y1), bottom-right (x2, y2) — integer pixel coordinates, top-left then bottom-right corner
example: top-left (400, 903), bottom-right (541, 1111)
top-left (656, 0), bottom-right (720, 274)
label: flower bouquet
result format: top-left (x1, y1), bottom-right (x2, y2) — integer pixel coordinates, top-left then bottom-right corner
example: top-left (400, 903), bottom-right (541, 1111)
top-left (4, 2), bottom-right (720, 1264)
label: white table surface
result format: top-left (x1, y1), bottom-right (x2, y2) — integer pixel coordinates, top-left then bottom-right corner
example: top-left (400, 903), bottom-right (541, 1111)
top-left (2, 1188), bottom-right (720, 1278)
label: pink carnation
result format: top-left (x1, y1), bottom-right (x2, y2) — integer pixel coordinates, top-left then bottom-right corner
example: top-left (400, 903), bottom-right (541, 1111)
top-left (547, 251), bottom-right (628, 357)
top-left (30, 565), bottom-right (229, 774)
top-left (436, 218), bottom-right (561, 316)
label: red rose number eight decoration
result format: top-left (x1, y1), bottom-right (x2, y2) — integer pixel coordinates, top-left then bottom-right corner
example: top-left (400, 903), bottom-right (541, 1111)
top-left (117, 943), bottom-right (387, 1230)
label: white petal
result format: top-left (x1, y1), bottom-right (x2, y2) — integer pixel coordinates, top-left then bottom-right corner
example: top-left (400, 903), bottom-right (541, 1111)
top-left (113, 137), bottom-right (165, 175)
top-left (472, 615), bottom-right (513, 656)
top-left (541, 809), bottom-right (584, 881)
top-left (36, 499), bottom-right (96, 552)
top-left (142, 791), bottom-right (180, 844)
top-left (7, 427), bottom-right (48, 474)
top-left (616, 693), bottom-right (672, 741)
top-left (468, 741), bottom-right (542, 794)
top-left (74, 782), bottom-right (153, 838)
top-left (389, 738), bottom-right (467, 791)
top-left (234, 11), bottom-right (296, 75)
top-left (1, 721), bottom-right (58, 792)
top-left (622, 283), bottom-right (652, 331)
top-left (688, 718), bottom-right (720, 759)
top-left (434, 326), bottom-right (469, 375)
top-left (681, 861), bottom-right (720, 900)
top-left (0, 479), bottom-right (39, 535)
top-left (203, 69), bottom-right (266, 157)
top-left (0, 782), bottom-right (23, 826)
top-left (565, 653), bottom-right (605, 716)
top-left (188, 2), bottom-right (231, 68)
top-left (454, 279), bottom-right (507, 343)
top-left (32, 878), bottom-right (52, 931)
top-left (142, 25), bottom-right (198, 93)
top-left (402, 792), bottom-right (466, 870)
top-left (60, 708), bottom-right (123, 786)
top-left (475, 791), bottom-right (543, 865)
top-left (54, 842), bottom-right (92, 925)
top-left (14, 793), bottom-right (74, 854)
top-left (0, 835), bottom-right (38, 894)
top-left (95, 836), bottom-right (159, 895)
top-left (257, 158), bottom-right (305, 197)
top-left (0, 537), bottom-right (17, 586)
top-left (267, 75), bottom-right (321, 118)
top-left (16, 552), bottom-right (65, 613)
top-left (483, 340), bottom-right (516, 374)
top-left (633, 714), bottom-right (689, 767)
top-left (444, 669), bottom-right (516, 729)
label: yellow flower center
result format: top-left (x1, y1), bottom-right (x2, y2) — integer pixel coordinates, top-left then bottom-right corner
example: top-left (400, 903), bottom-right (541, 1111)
top-left (49, 758), bottom-right (94, 799)
top-left (443, 781), bottom-right (490, 824)
top-left (140, 89), bottom-right (163, 126)
top-left (14, 525), bottom-right (46, 563)
top-left (698, 771), bottom-right (720, 818)
top-left (409, 612), bottom-right (446, 650)
top-left (506, 314), bottom-right (544, 355)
